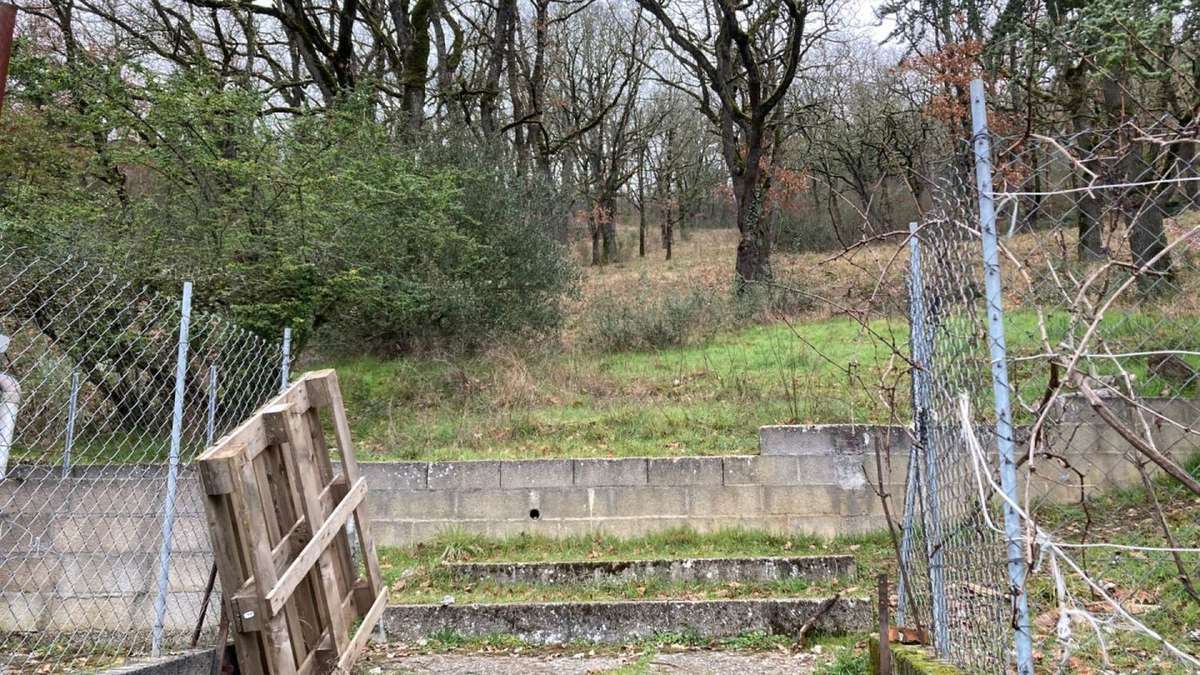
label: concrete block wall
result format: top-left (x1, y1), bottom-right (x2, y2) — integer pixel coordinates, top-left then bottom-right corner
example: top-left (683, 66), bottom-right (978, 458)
top-left (365, 447), bottom-right (910, 547)
top-left (0, 465), bottom-right (212, 635)
top-left (2, 397), bottom-right (1196, 638)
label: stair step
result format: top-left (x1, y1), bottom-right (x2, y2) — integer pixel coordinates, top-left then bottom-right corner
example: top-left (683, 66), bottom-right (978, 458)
top-left (381, 597), bottom-right (871, 645)
top-left (445, 555), bottom-right (855, 586)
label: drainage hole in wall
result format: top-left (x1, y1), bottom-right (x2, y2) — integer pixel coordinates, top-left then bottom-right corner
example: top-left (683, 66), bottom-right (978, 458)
top-left (529, 509), bottom-right (541, 520)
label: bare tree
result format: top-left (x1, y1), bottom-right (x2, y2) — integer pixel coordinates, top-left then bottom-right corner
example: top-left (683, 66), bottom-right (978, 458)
top-left (634, 0), bottom-right (835, 286)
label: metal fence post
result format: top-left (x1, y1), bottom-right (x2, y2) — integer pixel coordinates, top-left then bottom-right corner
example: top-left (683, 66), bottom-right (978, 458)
top-left (280, 327), bottom-right (292, 393)
top-left (906, 220), bottom-right (948, 650)
top-left (205, 365), bottom-right (217, 448)
top-left (970, 79), bottom-right (1035, 675)
top-left (151, 281), bottom-right (193, 656)
top-left (62, 370), bottom-right (80, 478)
top-left (898, 221), bottom-right (935, 629)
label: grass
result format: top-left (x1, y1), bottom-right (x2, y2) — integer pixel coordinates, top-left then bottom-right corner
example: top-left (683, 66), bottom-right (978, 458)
top-left (377, 527), bottom-right (895, 606)
top-left (320, 303), bottom-right (1200, 461)
top-left (1025, 457), bottom-right (1200, 673)
top-left (303, 219), bottom-right (1200, 462)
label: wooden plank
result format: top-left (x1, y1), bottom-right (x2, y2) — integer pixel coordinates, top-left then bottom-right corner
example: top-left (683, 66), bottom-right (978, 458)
top-left (201, 489), bottom-right (265, 675)
top-left (259, 445), bottom-right (315, 667)
top-left (199, 377), bottom-right (315, 464)
top-left (336, 589), bottom-right (388, 673)
top-left (275, 408), bottom-right (351, 657)
top-left (238, 455), bottom-right (298, 674)
top-left (265, 477), bottom-right (367, 616)
top-left (316, 373), bottom-right (385, 596)
top-left (302, 404), bottom-right (356, 603)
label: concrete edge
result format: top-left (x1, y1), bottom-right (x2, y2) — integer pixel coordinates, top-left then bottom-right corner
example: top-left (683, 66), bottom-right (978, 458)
top-left (381, 597), bottom-right (872, 644)
top-left (97, 647), bottom-right (231, 675)
top-left (444, 555), bottom-right (857, 584)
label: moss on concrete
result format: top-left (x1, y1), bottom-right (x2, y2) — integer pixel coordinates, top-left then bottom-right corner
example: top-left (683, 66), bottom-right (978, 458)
top-left (869, 636), bottom-right (958, 674)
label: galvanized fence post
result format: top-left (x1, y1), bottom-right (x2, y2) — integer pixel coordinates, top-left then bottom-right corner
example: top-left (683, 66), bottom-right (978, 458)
top-left (907, 220), bottom-right (949, 651)
top-left (280, 327), bottom-right (292, 393)
top-left (205, 365), bottom-right (217, 448)
top-left (898, 221), bottom-right (935, 628)
top-left (62, 370), bottom-right (79, 478)
top-left (970, 79), bottom-right (1035, 674)
top-left (151, 281), bottom-right (193, 656)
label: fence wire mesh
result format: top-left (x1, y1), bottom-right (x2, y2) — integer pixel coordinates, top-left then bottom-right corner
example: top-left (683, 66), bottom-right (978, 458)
top-left (0, 245), bottom-right (286, 672)
top-left (896, 94), bottom-right (1200, 673)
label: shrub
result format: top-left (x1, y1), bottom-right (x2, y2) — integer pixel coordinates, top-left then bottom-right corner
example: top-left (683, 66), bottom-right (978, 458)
top-left (0, 61), bottom-right (577, 354)
top-left (582, 287), bottom-right (728, 352)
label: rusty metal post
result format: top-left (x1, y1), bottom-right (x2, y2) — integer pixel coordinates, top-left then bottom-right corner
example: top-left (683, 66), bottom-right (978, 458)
top-left (878, 573), bottom-right (892, 674)
top-left (0, 4), bottom-right (15, 117)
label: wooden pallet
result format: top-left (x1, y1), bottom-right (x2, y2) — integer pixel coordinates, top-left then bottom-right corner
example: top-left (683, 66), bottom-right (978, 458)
top-left (197, 369), bottom-right (385, 675)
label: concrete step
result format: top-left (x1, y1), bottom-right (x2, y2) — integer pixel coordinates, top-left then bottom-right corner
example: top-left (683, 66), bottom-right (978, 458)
top-left (446, 555), bottom-right (854, 586)
top-left (381, 597), bottom-right (871, 645)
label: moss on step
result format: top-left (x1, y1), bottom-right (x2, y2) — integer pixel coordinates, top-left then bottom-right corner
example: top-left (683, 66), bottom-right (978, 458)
top-left (869, 636), bottom-right (958, 674)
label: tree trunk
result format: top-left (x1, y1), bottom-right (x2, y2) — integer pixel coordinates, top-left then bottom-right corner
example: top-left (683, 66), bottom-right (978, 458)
top-left (638, 160), bottom-right (646, 257)
top-left (600, 195), bottom-right (618, 263)
top-left (590, 214), bottom-right (602, 266)
top-left (1129, 204), bottom-right (1174, 292)
top-left (733, 169), bottom-right (771, 286)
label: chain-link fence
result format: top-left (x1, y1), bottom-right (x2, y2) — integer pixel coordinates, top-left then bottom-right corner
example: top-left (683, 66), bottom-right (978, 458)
top-left (894, 81), bottom-right (1200, 673)
top-left (0, 244), bottom-right (288, 672)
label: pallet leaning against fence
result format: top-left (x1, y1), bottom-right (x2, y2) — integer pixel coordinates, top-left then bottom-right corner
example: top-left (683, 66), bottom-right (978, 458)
top-left (196, 369), bottom-right (386, 675)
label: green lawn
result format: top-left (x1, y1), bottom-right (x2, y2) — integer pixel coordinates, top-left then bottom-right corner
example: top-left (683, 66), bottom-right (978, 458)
top-left (321, 307), bottom-right (1199, 461)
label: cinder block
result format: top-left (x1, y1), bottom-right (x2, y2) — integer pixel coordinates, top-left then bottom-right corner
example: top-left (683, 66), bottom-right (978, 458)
top-left (370, 521), bottom-right (413, 547)
top-left (427, 461), bottom-right (500, 490)
top-left (793, 455), bottom-right (871, 490)
top-left (361, 462), bottom-right (429, 490)
top-left (785, 515), bottom-right (870, 538)
top-left (760, 424), bottom-right (903, 456)
top-left (534, 488), bottom-right (593, 520)
top-left (500, 460), bottom-right (573, 488)
top-left (647, 457), bottom-right (722, 486)
top-left (0, 591), bottom-right (47, 632)
top-left (589, 486), bottom-right (688, 518)
top-left (722, 456), bottom-right (798, 485)
top-left (687, 515), bottom-right (790, 535)
top-left (49, 596), bottom-right (139, 632)
top-left (1, 556), bottom-right (62, 593)
top-left (169, 517), bottom-right (212, 552)
top-left (573, 458), bottom-right (647, 486)
top-left (56, 553), bottom-right (154, 595)
top-left (54, 516), bottom-right (159, 554)
top-left (763, 485), bottom-right (873, 517)
top-left (455, 490), bottom-right (534, 520)
top-left (687, 485), bottom-right (764, 516)
top-left (408, 521), bottom-right (459, 543)
top-left (374, 489), bottom-right (458, 520)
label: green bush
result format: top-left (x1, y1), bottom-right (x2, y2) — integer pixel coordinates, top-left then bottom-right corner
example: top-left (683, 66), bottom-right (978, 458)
top-left (0, 57), bottom-right (577, 354)
top-left (582, 287), bottom-right (728, 352)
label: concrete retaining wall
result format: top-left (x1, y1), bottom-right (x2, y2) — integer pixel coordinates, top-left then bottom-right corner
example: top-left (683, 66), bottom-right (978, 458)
top-left (3, 397), bottom-right (1197, 637)
top-left (364, 451), bottom-right (906, 548)
top-left (381, 597), bottom-right (872, 644)
top-left (0, 464), bottom-right (213, 636)
top-left (446, 555), bottom-right (855, 585)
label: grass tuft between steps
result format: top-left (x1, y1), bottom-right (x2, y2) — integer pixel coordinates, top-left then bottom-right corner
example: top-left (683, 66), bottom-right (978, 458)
top-left (379, 526), bottom-right (895, 605)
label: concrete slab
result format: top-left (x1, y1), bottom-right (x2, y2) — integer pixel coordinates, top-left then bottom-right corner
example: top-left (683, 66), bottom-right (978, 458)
top-left (382, 597), bottom-right (871, 644)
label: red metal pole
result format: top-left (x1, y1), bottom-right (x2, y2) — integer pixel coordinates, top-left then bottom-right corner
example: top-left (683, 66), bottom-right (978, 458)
top-left (0, 3), bottom-right (16, 117)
